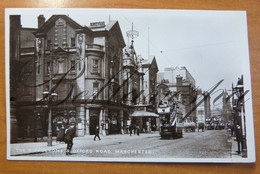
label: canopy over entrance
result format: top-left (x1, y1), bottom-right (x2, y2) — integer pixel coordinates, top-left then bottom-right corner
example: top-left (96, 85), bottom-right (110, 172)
top-left (130, 111), bottom-right (159, 117)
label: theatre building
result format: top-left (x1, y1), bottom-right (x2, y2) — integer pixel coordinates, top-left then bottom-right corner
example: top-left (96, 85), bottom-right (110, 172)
top-left (10, 14), bottom-right (126, 140)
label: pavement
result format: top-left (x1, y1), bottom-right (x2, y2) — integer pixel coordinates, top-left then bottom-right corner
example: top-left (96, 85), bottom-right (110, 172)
top-left (10, 132), bottom-right (158, 156)
top-left (228, 135), bottom-right (244, 158)
top-left (10, 131), bottom-right (244, 158)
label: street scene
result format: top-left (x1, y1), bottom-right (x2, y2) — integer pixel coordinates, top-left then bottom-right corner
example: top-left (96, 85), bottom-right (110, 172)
top-left (7, 9), bottom-right (254, 162)
top-left (12, 130), bottom-right (232, 158)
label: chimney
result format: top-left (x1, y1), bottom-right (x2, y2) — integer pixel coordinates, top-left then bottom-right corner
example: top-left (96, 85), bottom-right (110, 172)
top-left (176, 75), bottom-right (183, 86)
top-left (38, 15), bottom-right (45, 28)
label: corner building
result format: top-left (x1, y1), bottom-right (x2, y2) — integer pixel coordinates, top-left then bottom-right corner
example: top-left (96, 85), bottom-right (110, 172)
top-left (28, 15), bottom-right (125, 137)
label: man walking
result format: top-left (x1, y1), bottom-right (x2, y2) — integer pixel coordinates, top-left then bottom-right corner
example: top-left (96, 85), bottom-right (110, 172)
top-left (94, 125), bottom-right (101, 141)
top-left (64, 122), bottom-right (76, 155)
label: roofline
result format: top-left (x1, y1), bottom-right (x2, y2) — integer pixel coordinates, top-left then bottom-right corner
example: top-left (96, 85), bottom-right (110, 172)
top-left (34, 15), bottom-right (93, 36)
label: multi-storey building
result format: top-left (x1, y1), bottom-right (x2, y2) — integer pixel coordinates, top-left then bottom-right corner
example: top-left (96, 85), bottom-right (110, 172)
top-left (10, 14), bottom-right (128, 139)
top-left (123, 38), bottom-right (159, 132)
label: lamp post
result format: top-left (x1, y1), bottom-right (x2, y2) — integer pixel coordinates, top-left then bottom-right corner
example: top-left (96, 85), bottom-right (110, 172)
top-left (43, 42), bottom-right (58, 146)
top-left (43, 91), bottom-right (58, 146)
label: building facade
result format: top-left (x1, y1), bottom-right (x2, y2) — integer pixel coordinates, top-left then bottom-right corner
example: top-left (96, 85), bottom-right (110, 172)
top-left (11, 15), bottom-right (129, 140)
top-left (10, 15), bottom-right (160, 141)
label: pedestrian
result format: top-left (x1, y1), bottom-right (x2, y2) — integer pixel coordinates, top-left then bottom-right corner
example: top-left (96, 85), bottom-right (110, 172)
top-left (64, 122), bottom-right (76, 155)
top-left (129, 124), bottom-right (133, 136)
top-left (235, 124), bottom-right (242, 154)
top-left (152, 124), bottom-right (156, 131)
top-left (133, 124), bottom-right (136, 135)
top-left (94, 125), bottom-right (101, 141)
top-left (136, 125), bottom-right (140, 136)
top-left (56, 125), bottom-right (65, 142)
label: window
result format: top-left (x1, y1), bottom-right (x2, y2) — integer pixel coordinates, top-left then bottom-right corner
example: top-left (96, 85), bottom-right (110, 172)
top-left (71, 37), bottom-right (75, 47)
top-left (92, 59), bottom-right (99, 73)
top-left (46, 61), bottom-right (50, 74)
top-left (57, 57), bottom-right (65, 74)
top-left (47, 40), bottom-right (51, 50)
top-left (71, 60), bottom-right (76, 71)
top-left (93, 83), bottom-right (99, 98)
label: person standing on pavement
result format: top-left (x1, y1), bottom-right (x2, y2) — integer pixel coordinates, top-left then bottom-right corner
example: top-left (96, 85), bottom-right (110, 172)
top-left (94, 125), bottom-right (101, 141)
top-left (64, 122), bottom-right (76, 155)
top-left (129, 124), bottom-right (133, 136)
top-left (235, 124), bottom-right (242, 154)
top-left (56, 125), bottom-right (65, 143)
top-left (136, 125), bottom-right (140, 136)
top-left (133, 124), bottom-right (137, 135)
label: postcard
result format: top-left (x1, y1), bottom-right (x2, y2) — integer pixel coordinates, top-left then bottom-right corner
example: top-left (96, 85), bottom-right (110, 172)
top-left (5, 8), bottom-right (255, 163)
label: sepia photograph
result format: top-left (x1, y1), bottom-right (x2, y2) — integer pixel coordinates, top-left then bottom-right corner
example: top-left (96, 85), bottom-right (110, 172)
top-left (5, 8), bottom-right (255, 163)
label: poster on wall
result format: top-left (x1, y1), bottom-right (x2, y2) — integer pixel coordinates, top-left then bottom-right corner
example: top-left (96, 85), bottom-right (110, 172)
top-left (5, 8), bottom-right (255, 163)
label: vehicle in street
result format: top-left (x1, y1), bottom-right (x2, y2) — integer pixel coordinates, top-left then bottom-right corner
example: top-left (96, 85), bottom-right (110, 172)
top-left (197, 122), bottom-right (205, 132)
top-left (184, 122), bottom-right (196, 132)
top-left (159, 101), bottom-right (183, 139)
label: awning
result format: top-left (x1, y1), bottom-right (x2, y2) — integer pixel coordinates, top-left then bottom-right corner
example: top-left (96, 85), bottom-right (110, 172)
top-left (130, 111), bottom-right (159, 117)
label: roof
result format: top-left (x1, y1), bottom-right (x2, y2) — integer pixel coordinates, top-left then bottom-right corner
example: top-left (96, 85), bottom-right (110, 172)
top-left (91, 20), bottom-right (126, 47)
top-left (34, 15), bottom-right (92, 35)
top-left (130, 111), bottom-right (159, 117)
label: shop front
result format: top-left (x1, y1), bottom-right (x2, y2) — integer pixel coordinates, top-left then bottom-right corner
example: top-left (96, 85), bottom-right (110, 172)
top-left (108, 109), bottom-right (121, 134)
top-left (130, 105), bottom-right (159, 133)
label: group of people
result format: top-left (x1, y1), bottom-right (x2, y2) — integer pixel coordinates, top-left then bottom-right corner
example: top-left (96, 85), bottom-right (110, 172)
top-left (56, 124), bottom-right (101, 155)
top-left (56, 123), bottom-right (76, 155)
top-left (129, 124), bottom-right (140, 136)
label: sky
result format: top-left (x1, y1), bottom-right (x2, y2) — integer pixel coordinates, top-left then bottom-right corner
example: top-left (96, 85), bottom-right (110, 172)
top-left (6, 8), bottom-right (252, 105)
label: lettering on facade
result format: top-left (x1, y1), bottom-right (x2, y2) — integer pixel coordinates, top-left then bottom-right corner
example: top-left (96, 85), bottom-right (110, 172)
top-left (90, 22), bottom-right (105, 28)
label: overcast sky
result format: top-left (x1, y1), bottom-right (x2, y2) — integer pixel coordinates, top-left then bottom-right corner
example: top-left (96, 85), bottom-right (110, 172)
top-left (7, 8), bottom-right (252, 105)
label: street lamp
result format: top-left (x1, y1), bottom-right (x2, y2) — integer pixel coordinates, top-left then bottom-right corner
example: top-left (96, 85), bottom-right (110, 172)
top-left (43, 90), bottom-right (58, 146)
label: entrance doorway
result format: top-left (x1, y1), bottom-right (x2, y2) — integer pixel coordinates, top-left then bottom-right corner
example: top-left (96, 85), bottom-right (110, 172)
top-left (89, 109), bottom-right (100, 135)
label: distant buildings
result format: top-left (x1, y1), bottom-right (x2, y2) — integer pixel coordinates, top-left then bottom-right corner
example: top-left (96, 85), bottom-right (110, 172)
top-left (196, 89), bottom-right (211, 124)
top-left (157, 67), bottom-right (197, 123)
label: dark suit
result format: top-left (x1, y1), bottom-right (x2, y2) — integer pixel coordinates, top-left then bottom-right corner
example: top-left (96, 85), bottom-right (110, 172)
top-left (94, 126), bottom-right (101, 140)
top-left (64, 126), bottom-right (76, 155)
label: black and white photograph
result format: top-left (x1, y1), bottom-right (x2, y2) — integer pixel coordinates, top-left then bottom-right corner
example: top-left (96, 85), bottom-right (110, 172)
top-left (5, 8), bottom-right (255, 163)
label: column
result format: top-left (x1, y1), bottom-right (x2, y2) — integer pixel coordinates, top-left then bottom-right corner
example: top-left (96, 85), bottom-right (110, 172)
top-left (10, 101), bottom-right (17, 143)
top-left (86, 108), bottom-right (90, 135)
top-left (99, 109), bottom-right (106, 136)
top-left (148, 118), bottom-right (151, 132)
top-left (75, 31), bottom-right (86, 98)
top-left (127, 71), bottom-right (133, 105)
top-left (104, 108), bottom-right (109, 135)
top-left (76, 104), bottom-right (85, 137)
top-left (119, 109), bottom-right (124, 134)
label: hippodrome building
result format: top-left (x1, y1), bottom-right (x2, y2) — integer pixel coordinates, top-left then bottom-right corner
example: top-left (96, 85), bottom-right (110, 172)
top-left (9, 15), bottom-right (159, 142)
